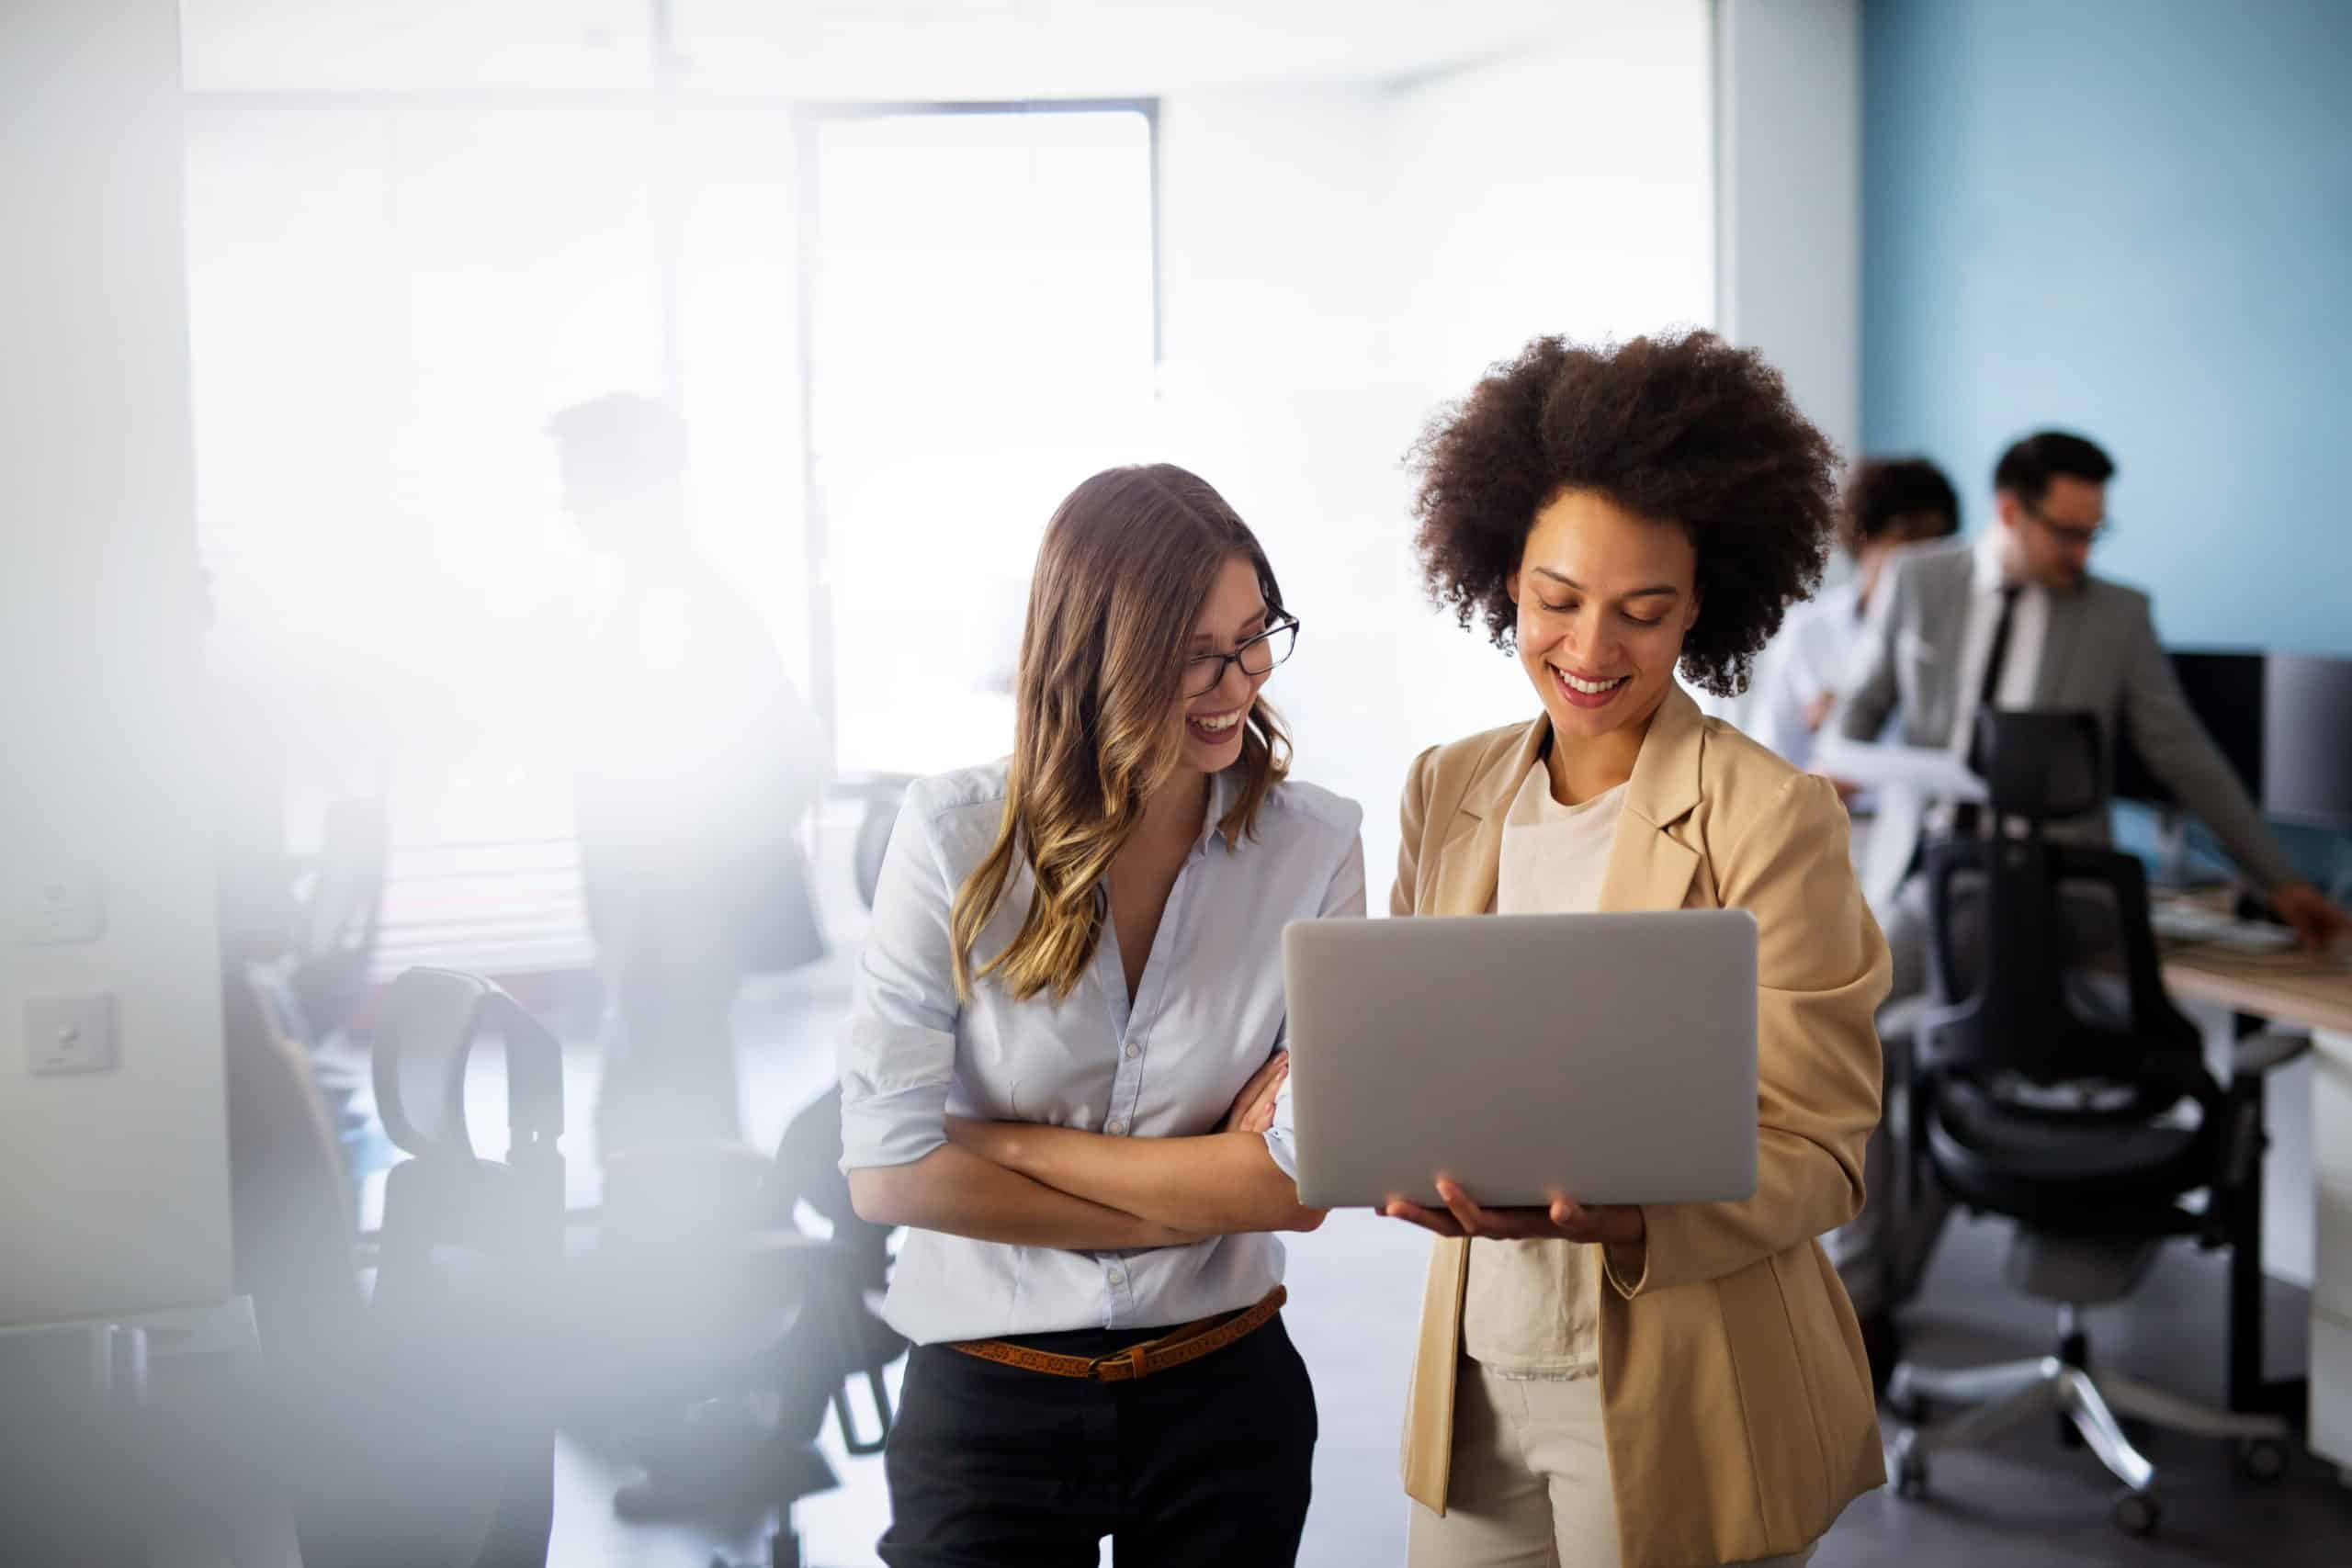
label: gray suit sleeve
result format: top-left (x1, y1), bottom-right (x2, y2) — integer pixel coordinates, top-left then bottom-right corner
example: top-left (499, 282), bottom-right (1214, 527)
top-left (2119, 598), bottom-right (2299, 889)
top-left (1832, 558), bottom-right (1905, 742)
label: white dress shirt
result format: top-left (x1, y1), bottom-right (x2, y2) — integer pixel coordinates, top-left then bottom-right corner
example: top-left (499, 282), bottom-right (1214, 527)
top-left (1946, 527), bottom-right (2049, 757)
top-left (1751, 578), bottom-right (1868, 772)
top-left (839, 760), bottom-right (1365, 1345)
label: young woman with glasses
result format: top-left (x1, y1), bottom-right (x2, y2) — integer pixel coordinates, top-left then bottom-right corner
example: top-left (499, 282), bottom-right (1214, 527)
top-left (839, 463), bottom-right (1362, 1567)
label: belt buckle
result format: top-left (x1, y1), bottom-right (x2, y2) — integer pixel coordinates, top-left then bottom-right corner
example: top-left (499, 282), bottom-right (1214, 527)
top-left (1085, 1344), bottom-right (1147, 1382)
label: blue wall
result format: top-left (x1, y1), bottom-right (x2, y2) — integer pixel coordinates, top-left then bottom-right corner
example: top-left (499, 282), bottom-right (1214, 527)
top-left (1862, 0), bottom-right (2352, 658)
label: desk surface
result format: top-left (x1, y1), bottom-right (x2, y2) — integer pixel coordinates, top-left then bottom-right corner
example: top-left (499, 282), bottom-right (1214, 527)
top-left (2161, 942), bottom-right (2352, 1036)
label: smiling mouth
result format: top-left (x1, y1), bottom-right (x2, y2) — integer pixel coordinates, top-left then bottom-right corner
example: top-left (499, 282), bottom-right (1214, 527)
top-left (1187, 707), bottom-right (1245, 739)
top-left (1549, 665), bottom-right (1631, 708)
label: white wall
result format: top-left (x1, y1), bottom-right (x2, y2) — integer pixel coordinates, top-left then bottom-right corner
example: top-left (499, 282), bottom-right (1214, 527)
top-left (1155, 5), bottom-right (1716, 892)
top-left (1714, 0), bottom-right (1861, 465)
top-left (1710, 0), bottom-right (1862, 732)
top-left (1381, 1), bottom-right (1717, 758)
top-left (1154, 85), bottom-right (1419, 868)
top-left (1, 0), bottom-right (232, 1325)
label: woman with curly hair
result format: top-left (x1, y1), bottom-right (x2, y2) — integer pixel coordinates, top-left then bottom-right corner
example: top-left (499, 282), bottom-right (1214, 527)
top-left (1380, 332), bottom-right (1891, 1568)
top-left (839, 464), bottom-right (1361, 1567)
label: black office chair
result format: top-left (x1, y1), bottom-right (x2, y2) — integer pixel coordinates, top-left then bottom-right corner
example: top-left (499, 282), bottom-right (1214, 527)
top-left (1883, 712), bottom-right (2302, 1536)
top-left (232, 965), bottom-right (565, 1568)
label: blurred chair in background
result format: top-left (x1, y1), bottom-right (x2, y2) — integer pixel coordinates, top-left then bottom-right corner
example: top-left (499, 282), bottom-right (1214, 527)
top-left (1883, 712), bottom-right (2299, 1538)
top-left (583, 773), bottom-right (911, 1567)
top-left (226, 964), bottom-right (566, 1568)
top-left (585, 1086), bottom-right (904, 1568)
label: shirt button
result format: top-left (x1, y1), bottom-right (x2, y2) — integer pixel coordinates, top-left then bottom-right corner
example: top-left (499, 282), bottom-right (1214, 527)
top-left (1106, 1117), bottom-right (1128, 1135)
top-left (1106, 1267), bottom-right (1125, 1285)
top-left (1124, 1043), bottom-right (1140, 1059)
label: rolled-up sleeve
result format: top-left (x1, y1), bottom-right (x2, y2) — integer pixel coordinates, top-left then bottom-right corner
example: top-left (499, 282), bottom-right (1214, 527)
top-left (1262, 818), bottom-right (1366, 1180)
top-left (839, 783), bottom-right (963, 1170)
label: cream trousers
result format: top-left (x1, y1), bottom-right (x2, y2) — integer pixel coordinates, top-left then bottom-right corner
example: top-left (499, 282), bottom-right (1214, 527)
top-left (1406, 1365), bottom-right (1819, 1568)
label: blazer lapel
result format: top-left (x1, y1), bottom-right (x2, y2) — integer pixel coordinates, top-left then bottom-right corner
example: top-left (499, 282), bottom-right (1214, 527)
top-left (2034, 587), bottom-right (2085, 710)
top-left (1925, 550), bottom-right (1977, 741)
top-left (1428, 721), bottom-right (1547, 917)
top-left (1597, 683), bottom-right (1706, 913)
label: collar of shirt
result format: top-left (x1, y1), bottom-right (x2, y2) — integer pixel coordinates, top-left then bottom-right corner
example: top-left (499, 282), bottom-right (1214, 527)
top-left (1970, 526), bottom-right (2011, 593)
top-left (1193, 764), bottom-right (1242, 857)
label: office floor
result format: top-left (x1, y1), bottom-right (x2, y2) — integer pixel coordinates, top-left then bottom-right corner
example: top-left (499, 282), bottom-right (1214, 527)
top-left (525, 964), bottom-right (2352, 1567)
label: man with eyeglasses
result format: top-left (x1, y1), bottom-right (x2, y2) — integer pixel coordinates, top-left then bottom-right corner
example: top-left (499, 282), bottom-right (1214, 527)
top-left (1821, 428), bottom-right (2347, 1383)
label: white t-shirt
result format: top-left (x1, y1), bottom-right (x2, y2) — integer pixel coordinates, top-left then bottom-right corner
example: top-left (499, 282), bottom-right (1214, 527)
top-left (1464, 764), bottom-right (1628, 1378)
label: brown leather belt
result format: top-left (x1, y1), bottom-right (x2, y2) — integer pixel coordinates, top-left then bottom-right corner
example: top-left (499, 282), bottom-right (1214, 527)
top-left (944, 1286), bottom-right (1285, 1382)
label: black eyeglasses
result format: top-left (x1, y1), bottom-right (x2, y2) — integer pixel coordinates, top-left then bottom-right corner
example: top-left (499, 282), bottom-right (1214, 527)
top-left (2025, 505), bottom-right (2109, 548)
top-left (1182, 617), bottom-right (1299, 698)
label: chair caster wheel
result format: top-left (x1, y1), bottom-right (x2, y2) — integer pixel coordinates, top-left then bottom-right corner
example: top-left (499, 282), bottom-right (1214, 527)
top-left (2111, 1488), bottom-right (2160, 1537)
top-left (2238, 1438), bottom-right (2290, 1484)
top-left (1889, 1430), bottom-right (1928, 1498)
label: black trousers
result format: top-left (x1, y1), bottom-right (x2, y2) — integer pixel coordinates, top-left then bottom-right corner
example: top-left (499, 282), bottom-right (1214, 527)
top-left (878, 1313), bottom-right (1317, 1568)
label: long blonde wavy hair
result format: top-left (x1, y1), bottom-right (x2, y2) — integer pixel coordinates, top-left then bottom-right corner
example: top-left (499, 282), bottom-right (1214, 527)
top-left (950, 465), bottom-right (1292, 1002)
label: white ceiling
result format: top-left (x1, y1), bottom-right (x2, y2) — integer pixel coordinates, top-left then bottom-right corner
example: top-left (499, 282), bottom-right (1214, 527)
top-left (181, 0), bottom-right (1578, 97)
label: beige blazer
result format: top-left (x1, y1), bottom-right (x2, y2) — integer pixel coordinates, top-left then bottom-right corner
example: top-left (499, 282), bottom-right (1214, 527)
top-left (1396, 684), bottom-right (1890, 1568)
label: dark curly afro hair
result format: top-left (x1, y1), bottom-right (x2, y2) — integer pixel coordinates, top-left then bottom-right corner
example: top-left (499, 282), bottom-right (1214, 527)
top-left (1408, 330), bottom-right (1838, 698)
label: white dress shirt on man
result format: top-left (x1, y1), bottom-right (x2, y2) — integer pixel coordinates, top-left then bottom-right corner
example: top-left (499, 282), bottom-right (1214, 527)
top-left (1944, 525), bottom-right (2050, 756)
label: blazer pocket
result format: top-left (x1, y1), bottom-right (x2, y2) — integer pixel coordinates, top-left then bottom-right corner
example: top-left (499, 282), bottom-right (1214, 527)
top-left (1438, 810), bottom-right (1483, 857)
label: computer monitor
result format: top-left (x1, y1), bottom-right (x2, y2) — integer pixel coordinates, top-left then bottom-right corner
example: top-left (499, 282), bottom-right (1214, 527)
top-left (2262, 654), bottom-right (2352, 830)
top-left (2113, 649), bottom-right (2267, 807)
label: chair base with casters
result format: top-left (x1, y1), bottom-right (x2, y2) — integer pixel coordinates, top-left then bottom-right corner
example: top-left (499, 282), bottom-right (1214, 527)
top-left (571, 1090), bottom-right (905, 1568)
top-left (1884, 1234), bottom-right (2292, 1536)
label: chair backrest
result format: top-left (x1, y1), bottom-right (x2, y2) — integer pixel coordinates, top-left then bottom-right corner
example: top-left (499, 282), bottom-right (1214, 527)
top-left (1920, 711), bottom-right (2205, 1090)
top-left (370, 967), bottom-right (564, 1323)
top-left (768, 1085), bottom-right (895, 1292)
top-left (360, 968), bottom-right (567, 1568)
top-left (1920, 837), bottom-right (2202, 1085)
top-left (372, 968), bottom-right (563, 1168)
top-left (1975, 709), bottom-right (2106, 820)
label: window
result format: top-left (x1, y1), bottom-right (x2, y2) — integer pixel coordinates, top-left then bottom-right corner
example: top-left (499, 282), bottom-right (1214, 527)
top-left (803, 104), bottom-right (1159, 778)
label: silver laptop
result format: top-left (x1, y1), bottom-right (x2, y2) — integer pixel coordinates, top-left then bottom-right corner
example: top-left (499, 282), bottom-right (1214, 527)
top-left (1283, 910), bottom-right (1758, 1210)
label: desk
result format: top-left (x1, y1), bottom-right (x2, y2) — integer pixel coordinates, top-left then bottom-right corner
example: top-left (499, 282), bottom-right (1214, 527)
top-left (2159, 940), bottom-right (2352, 1484)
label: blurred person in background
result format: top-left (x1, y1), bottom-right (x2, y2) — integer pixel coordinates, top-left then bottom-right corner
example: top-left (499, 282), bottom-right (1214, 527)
top-left (1750, 457), bottom-right (1960, 773)
top-left (1823, 428), bottom-right (2347, 1366)
top-left (548, 393), bottom-right (828, 1156)
top-left (840, 465), bottom-right (1360, 1568)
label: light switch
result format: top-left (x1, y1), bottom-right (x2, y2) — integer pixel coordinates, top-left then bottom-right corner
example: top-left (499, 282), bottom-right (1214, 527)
top-left (18, 871), bottom-right (106, 945)
top-left (26, 993), bottom-right (119, 1077)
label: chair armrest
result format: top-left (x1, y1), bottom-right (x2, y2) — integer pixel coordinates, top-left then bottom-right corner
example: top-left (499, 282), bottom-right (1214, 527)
top-left (2233, 1030), bottom-right (2312, 1079)
top-left (1880, 996), bottom-right (1929, 1052)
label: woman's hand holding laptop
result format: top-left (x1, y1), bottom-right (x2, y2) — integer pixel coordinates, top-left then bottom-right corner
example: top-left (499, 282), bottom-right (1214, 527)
top-left (1380, 1177), bottom-right (1644, 1247)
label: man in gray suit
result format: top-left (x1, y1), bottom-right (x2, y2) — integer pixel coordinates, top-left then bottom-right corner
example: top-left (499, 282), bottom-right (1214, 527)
top-left (1826, 429), bottom-right (2346, 1375)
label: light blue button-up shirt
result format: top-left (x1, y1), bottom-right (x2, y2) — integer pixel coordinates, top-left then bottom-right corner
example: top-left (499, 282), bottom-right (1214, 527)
top-left (839, 760), bottom-right (1364, 1346)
